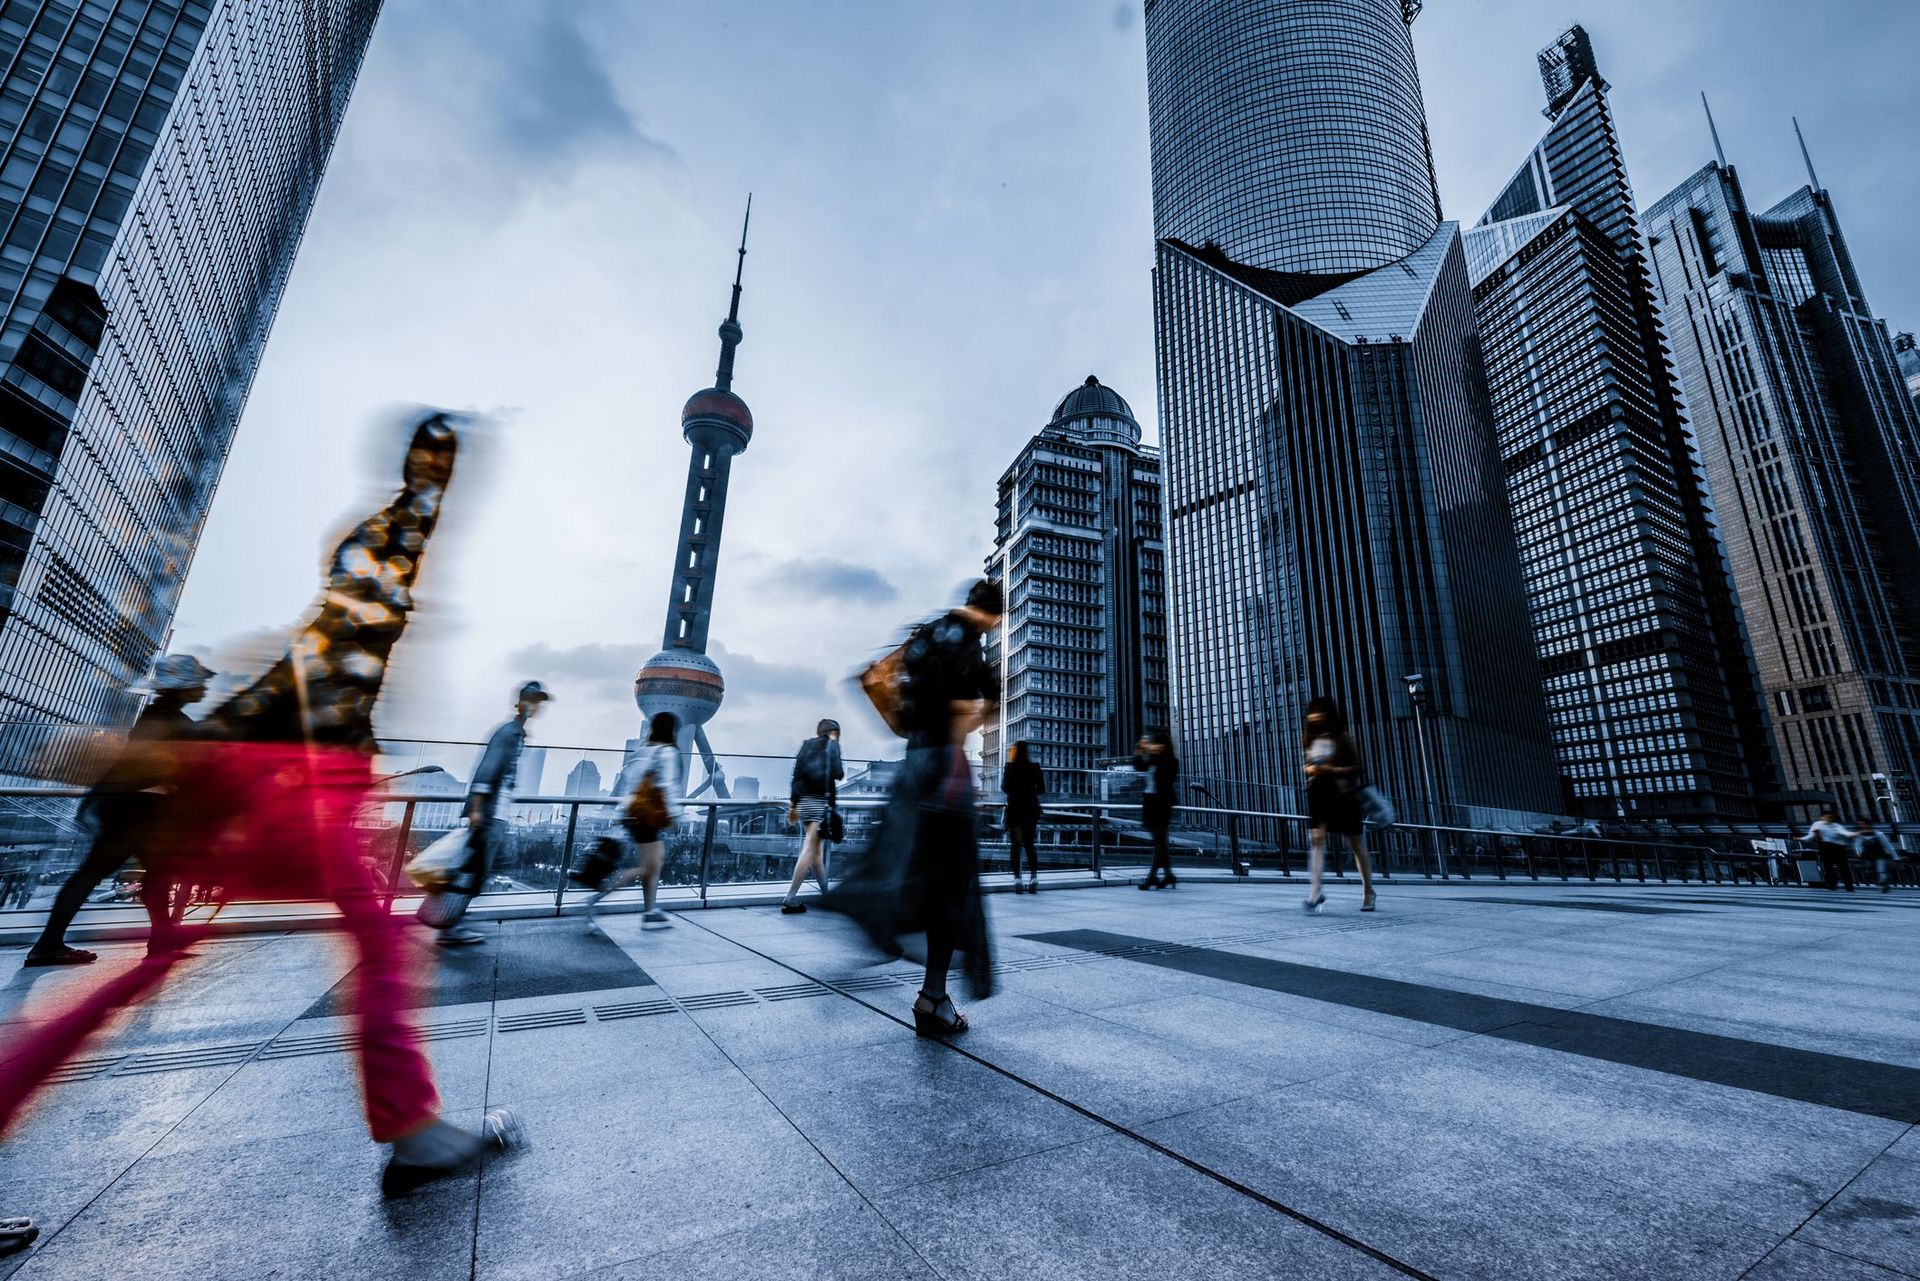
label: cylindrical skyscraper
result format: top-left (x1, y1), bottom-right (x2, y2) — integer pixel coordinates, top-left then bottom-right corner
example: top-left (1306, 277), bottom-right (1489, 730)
top-left (1145, 0), bottom-right (1441, 275)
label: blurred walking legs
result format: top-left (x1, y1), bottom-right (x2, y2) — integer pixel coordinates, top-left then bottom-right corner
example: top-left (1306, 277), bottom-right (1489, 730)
top-left (1305, 829), bottom-right (1375, 912)
top-left (783, 819), bottom-right (829, 909)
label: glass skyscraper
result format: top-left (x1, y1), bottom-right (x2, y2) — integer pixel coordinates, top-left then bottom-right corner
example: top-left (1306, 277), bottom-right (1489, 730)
top-left (1646, 148), bottom-right (1920, 823)
top-left (1896, 332), bottom-right (1920, 413)
top-left (983, 376), bottom-right (1167, 791)
top-left (1146, 0), bottom-right (1561, 824)
top-left (0, 0), bottom-right (381, 777)
top-left (1463, 27), bottom-right (1776, 819)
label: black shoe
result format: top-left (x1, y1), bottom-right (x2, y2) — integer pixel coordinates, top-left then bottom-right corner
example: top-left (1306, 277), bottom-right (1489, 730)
top-left (1164, 873), bottom-right (1177, 890)
top-left (781, 901), bottom-right (806, 915)
top-left (23, 946), bottom-right (96, 967)
top-left (381, 1110), bottom-right (522, 1198)
top-left (1139, 877), bottom-right (1159, 891)
top-left (912, 991), bottom-right (967, 1037)
top-left (0, 1217), bottom-right (35, 1257)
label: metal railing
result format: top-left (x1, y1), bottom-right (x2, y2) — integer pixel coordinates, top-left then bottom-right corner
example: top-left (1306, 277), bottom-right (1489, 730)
top-left (0, 786), bottom-right (1909, 938)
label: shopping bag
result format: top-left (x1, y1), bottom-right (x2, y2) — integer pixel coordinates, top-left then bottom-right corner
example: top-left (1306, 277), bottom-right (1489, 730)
top-left (417, 889), bottom-right (472, 929)
top-left (1359, 786), bottom-right (1397, 831)
top-left (406, 827), bottom-right (472, 890)
top-left (569, 836), bottom-right (623, 891)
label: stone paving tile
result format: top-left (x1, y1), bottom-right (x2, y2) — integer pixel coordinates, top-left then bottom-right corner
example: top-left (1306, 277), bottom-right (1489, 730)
top-left (7, 1108), bottom-right (485, 1281)
top-left (1140, 1084), bottom-right (1778, 1281)
top-left (874, 1131), bottom-right (1405, 1281)
top-left (1087, 990), bottom-right (1420, 1086)
top-left (1418, 1036), bottom-right (1905, 1230)
top-left (582, 1196), bottom-right (939, 1280)
top-left (957, 1006), bottom-right (1272, 1128)
top-left (672, 988), bottom-right (907, 1067)
top-left (474, 1073), bottom-right (852, 1280)
top-left (1744, 1238), bottom-right (1919, 1280)
top-left (486, 1010), bottom-right (735, 1103)
top-left (1795, 1153), bottom-right (1920, 1275)
top-left (740, 1036), bottom-right (1102, 1194)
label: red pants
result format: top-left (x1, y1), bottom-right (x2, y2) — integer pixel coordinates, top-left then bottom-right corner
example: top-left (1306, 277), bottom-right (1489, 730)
top-left (0, 744), bottom-right (440, 1142)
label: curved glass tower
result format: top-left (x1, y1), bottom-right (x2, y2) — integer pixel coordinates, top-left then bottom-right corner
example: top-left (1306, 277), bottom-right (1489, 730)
top-left (1145, 0), bottom-right (1441, 275)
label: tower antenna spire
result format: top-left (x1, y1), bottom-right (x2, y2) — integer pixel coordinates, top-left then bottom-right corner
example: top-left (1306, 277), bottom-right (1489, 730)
top-left (1792, 117), bottom-right (1822, 190)
top-left (715, 194), bottom-right (751, 392)
top-left (1701, 93), bottom-right (1727, 169)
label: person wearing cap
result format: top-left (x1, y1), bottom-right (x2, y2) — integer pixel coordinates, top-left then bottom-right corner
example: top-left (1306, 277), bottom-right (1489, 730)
top-left (426, 680), bottom-right (551, 947)
top-left (781, 718), bottom-right (844, 913)
top-left (22, 653), bottom-right (214, 967)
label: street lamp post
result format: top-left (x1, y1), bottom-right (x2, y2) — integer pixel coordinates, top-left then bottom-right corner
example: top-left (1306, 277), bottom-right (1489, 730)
top-left (1407, 673), bottom-right (1445, 877)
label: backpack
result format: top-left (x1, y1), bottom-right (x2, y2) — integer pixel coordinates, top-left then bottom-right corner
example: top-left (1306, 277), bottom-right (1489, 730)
top-left (794, 738), bottom-right (832, 795)
top-left (858, 618), bottom-right (939, 738)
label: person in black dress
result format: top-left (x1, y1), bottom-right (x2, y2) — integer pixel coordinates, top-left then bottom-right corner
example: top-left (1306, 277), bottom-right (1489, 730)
top-left (1134, 729), bottom-right (1179, 889)
top-left (831, 579), bottom-right (1002, 1036)
top-left (1002, 740), bottom-right (1044, 894)
top-left (1302, 696), bottom-right (1376, 913)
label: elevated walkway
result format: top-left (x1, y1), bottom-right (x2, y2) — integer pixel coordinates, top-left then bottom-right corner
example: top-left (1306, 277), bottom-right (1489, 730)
top-left (0, 879), bottom-right (1914, 1278)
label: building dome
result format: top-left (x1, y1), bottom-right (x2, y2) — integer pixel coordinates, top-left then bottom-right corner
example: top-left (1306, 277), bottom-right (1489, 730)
top-left (634, 648), bottom-right (725, 730)
top-left (681, 387), bottom-right (753, 453)
top-left (1049, 375), bottom-right (1142, 448)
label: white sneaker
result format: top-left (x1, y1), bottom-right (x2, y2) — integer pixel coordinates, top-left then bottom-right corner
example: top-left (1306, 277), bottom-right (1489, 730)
top-left (436, 925), bottom-right (485, 947)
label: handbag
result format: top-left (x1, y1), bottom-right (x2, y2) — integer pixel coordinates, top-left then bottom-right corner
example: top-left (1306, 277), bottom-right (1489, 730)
top-left (406, 826), bottom-right (472, 890)
top-left (416, 888), bottom-right (472, 929)
top-left (823, 776), bottom-right (845, 845)
top-left (626, 751), bottom-right (670, 830)
top-left (1359, 785), bottom-right (1397, 830)
top-left (569, 836), bottom-right (623, 891)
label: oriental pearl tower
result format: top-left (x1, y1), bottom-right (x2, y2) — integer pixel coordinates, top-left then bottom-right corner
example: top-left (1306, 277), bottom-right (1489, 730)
top-left (632, 199), bottom-right (756, 797)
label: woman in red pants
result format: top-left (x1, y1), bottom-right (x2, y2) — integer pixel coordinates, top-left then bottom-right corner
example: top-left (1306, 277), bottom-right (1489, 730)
top-left (0, 411), bottom-right (519, 1196)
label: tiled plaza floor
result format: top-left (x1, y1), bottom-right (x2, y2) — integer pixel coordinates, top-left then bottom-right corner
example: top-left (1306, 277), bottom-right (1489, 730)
top-left (0, 877), bottom-right (1914, 1279)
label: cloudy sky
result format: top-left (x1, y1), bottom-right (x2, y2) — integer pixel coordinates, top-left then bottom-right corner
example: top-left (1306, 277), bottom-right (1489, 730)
top-left (167, 0), bottom-right (1920, 774)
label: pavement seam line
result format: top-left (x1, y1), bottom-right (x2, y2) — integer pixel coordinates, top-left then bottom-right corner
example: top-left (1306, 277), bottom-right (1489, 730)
top-left (1731, 1127), bottom-right (1920, 1281)
top-left (640, 916), bottom-right (951, 1281)
top-left (677, 909), bottom-right (1440, 1281)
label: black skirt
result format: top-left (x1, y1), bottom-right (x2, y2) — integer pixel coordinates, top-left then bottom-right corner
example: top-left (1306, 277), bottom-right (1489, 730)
top-left (1307, 776), bottom-right (1363, 837)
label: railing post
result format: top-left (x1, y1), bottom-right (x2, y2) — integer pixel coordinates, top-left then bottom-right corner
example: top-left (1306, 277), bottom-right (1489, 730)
top-left (553, 800), bottom-right (580, 916)
top-left (698, 803), bottom-right (717, 907)
top-left (1278, 817), bottom-right (1291, 877)
top-left (1090, 809), bottom-right (1104, 879)
top-left (382, 801), bottom-right (416, 912)
top-left (1228, 813), bottom-right (1245, 876)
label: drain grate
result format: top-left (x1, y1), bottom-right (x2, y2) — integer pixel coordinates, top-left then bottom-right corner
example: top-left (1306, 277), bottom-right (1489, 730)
top-left (679, 990), bottom-right (757, 1011)
top-left (497, 1008), bottom-right (588, 1033)
top-left (832, 975), bottom-right (902, 993)
top-left (47, 1054), bottom-right (126, 1084)
top-left (116, 1042), bottom-right (262, 1076)
top-left (754, 982), bottom-right (828, 1003)
top-left (257, 1030), bottom-right (360, 1061)
top-left (594, 997), bottom-right (677, 1021)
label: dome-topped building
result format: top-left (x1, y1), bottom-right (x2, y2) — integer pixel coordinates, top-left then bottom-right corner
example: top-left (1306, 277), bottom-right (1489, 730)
top-left (982, 375), bottom-right (1167, 790)
top-left (1048, 374), bottom-right (1142, 450)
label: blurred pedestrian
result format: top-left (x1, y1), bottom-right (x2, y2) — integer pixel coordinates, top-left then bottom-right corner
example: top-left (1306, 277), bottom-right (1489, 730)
top-left (0, 411), bottom-right (521, 1197)
top-left (423, 680), bottom-right (551, 947)
top-left (1855, 822), bottom-right (1899, 893)
top-left (834, 578), bottom-right (1003, 1036)
top-left (1301, 696), bottom-right (1376, 913)
top-left (1134, 729), bottom-right (1179, 890)
top-left (1804, 810), bottom-right (1856, 891)
top-left (22, 654), bottom-right (212, 967)
top-left (586, 711), bottom-right (681, 928)
top-left (1002, 740), bottom-right (1044, 894)
top-left (781, 718), bottom-right (843, 914)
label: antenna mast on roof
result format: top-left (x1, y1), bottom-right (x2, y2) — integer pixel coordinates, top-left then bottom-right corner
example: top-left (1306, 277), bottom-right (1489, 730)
top-left (1701, 93), bottom-right (1728, 168)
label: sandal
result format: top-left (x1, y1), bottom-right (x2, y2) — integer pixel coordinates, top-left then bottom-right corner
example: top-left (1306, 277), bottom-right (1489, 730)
top-left (23, 946), bottom-right (96, 967)
top-left (0, 1217), bottom-right (36, 1256)
top-left (912, 990), bottom-right (968, 1037)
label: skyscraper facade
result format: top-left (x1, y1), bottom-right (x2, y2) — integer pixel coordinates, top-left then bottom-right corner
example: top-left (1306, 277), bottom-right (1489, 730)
top-left (982, 376), bottom-right (1167, 791)
top-left (1146, 0), bottom-right (1561, 823)
top-left (1646, 152), bottom-right (1920, 822)
top-left (1896, 332), bottom-right (1920, 412)
top-left (1463, 27), bottom-right (1775, 818)
top-left (0, 0), bottom-right (382, 776)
